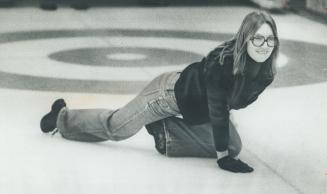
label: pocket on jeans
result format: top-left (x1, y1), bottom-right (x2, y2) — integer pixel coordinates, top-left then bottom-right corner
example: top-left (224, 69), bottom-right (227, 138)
top-left (147, 97), bottom-right (175, 116)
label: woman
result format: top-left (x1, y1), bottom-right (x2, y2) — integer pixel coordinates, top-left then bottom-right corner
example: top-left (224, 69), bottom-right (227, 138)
top-left (40, 11), bottom-right (279, 173)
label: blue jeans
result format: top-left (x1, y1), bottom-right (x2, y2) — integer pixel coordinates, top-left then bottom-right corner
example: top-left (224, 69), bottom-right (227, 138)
top-left (56, 71), bottom-right (242, 157)
top-left (159, 117), bottom-right (242, 158)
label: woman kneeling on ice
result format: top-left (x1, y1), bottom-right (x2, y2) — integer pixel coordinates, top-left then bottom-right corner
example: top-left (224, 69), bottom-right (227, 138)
top-left (40, 11), bottom-right (279, 173)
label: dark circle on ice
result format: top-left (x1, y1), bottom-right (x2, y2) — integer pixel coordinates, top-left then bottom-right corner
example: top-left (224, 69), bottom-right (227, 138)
top-left (0, 29), bottom-right (326, 94)
top-left (49, 47), bottom-right (203, 67)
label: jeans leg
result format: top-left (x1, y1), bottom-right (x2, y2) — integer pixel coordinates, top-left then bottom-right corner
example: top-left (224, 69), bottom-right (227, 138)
top-left (107, 72), bottom-right (180, 141)
top-left (164, 117), bottom-right (242, 158)
top-left (57, 108), bottom-right (118, 142)
top-left (56, 71), bottom-right (181, 142)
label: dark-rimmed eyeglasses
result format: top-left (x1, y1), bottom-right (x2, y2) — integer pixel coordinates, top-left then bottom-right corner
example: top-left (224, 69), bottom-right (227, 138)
top-left (250, 35), bottom-right (277, 47)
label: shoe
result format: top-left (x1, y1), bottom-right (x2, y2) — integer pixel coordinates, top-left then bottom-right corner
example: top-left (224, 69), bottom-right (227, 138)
top-left (145, 120), bottom-right (166, 154)
top-left (217, 156), bottom-right (254, 173)
top-left (40, 2), bottom-right (58, 10)
top-left (40, 99), bottom-right (66, 133)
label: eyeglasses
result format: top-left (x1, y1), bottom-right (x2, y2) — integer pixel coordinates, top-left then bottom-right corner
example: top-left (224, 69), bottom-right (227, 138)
top-left (250, 35), bottom-right (277, 47)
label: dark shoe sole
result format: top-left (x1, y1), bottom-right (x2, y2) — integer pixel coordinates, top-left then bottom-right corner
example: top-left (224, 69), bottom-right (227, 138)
top-left (40, 99), bottom-right (66, 133)
top-left (145, 120), bottom-right (166, 155)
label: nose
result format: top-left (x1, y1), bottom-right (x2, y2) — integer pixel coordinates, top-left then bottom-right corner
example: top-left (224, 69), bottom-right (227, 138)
top-left (262, 41), bottom-right (269, 48)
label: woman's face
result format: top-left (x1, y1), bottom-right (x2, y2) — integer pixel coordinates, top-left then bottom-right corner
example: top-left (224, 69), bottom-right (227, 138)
top-left (247, 23), bottom-right (275, 63)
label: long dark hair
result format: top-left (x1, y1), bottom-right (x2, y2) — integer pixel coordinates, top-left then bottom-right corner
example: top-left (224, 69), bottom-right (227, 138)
top-left (211, 11), bottom-right (280, 75)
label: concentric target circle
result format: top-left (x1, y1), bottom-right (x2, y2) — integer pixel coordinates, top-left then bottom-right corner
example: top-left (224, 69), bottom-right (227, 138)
top-left (49, 47), bottom-right (203, 67)
top-left (0, 29), bottom-right (326, 94)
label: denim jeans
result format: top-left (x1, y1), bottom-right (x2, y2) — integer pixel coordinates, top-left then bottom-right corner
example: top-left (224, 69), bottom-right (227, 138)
top-left (57, 71), bottom-right (181, 142)
top-left (56, 71), bottom-right (242, 157)
top-left (160, 117), bottom-right (242, 158)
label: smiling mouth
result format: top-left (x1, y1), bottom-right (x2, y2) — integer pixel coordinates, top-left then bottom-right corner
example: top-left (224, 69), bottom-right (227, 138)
top-left (256, 50), bottom-right (269, 54)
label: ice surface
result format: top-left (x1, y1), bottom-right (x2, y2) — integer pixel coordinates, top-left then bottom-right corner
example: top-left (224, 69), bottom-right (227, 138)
top-left (0, 5), bottom-right (326, 194)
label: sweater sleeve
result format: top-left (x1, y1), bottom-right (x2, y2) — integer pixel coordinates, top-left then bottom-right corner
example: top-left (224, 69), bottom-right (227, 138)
top-left (205, 64), bottom-right (230, 152)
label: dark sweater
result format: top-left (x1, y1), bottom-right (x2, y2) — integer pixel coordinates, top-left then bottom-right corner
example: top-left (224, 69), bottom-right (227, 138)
top-left (174, 48), bottom-right (274, 151)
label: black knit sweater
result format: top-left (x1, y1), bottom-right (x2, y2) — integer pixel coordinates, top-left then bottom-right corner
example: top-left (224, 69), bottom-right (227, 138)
top-left (174, 48), bottom-right (274, 151)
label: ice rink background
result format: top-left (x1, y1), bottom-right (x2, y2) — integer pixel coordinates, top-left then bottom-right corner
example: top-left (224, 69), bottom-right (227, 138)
top-left (0, 3), bottom-right (326, 194)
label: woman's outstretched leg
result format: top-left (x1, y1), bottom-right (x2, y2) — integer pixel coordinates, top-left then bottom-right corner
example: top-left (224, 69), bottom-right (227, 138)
top-left (40, 72), bottom-right (181, 143)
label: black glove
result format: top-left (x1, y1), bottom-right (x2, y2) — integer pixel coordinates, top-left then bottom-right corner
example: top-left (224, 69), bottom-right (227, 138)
top-left (217, 156), bottom-right (254, 173)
